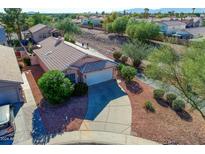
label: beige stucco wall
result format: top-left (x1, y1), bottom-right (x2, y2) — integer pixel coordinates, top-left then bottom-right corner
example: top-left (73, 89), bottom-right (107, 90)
top-left (36, 56), bottom-right (49, 72)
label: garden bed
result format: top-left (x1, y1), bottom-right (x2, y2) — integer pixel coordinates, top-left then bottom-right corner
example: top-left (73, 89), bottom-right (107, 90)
top-left (118, 77), bottom-right (205, 144)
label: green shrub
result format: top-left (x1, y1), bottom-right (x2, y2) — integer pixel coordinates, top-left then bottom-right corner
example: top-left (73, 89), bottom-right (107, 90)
top-left (120, 55), bottom-right (128, 64)
top-left (145, 101), bottom-right (155, 112)
top-left (64, 33), bottom-right (75, 43)
top-left (153, 89), bottom-right (165, 99)
top-left (172, 99), bottom-right (185, 111)
top-left (166, 93), bottom-right (177, 104)
top-left (121, 66), bottom-right (136, 82)
top-left (113, 52), bottom-right (122, 61)
top-left (38, 70), bottom-right (74, 105)
top-left (73, 82), bottom-right (88, 96)
top-left (117, 63), bottom-right (125, 71)
top-left (23, 57), bottom-right (31, 66)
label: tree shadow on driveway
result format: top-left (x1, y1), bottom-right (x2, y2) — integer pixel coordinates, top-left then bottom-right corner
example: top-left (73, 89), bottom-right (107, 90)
top-left (32, 96), bottom-right (88, 145)
top-left (85, 80), bottom-right (126, 120)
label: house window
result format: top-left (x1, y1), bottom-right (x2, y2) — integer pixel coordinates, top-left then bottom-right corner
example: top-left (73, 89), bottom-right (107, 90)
top-left (66, 73), bottom-right (76, 83)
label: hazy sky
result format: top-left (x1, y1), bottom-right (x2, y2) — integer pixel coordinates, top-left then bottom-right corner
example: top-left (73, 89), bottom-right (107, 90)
top-left (0, 0), bottom-right (203, 13)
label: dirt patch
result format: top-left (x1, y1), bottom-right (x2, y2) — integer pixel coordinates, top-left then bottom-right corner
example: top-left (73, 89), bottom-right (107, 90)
top-left (119, 77), bottom-right (205, 145)
top-left (39, 96), bottom-right (88, 134)
top-left (76, 28), bottom-right (128, 59)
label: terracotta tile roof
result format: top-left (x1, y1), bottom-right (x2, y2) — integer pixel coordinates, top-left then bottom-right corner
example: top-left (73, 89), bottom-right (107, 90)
top-left (33, 37), bottom-right (115, 71)
top-left (33, 37), bottom-right (87, 71)
top-left (0, 45), bottom-right (23, 83)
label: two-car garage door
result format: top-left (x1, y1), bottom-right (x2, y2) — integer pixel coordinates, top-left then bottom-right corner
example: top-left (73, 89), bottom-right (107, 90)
top-left (85, 68), bottom-right (113, 86)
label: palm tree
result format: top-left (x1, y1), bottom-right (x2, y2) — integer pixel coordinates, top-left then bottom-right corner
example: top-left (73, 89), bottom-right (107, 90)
top-left (0, 8), bottom-right (27, 41)
top-left (192, 8), bottom-right (196, 15)
top-left (192, 8), bottom-right (196, 19)
top-left (144, 8), bottom-right (149, 19)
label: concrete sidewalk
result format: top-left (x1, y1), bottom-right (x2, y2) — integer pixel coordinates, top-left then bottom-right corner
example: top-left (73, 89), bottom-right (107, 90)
top-left (13, 72), bottom-right (37, 144)
top-left (18, 131), bottom-right (159, 145)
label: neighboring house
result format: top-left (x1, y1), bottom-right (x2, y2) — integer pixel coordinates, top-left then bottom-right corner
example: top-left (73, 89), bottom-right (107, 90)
top-left (0, 45), bottom-right (23, 106)
top-left (0, 25), bottom-right (7, 46)
top-left (32, 37), bottom-right (117, 86)
top-left (159, 20), bottom-right (187, 31)
top-left (82, 18), bottom-right (102, 27)
top-left (185, 27), bottom-right (205, 38)
top-left (25, 24), bottom-right (61, 43)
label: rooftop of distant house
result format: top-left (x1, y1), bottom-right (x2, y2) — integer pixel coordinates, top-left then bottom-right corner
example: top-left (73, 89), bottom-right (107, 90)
top-left (29, 24), bottom-right (48, 33)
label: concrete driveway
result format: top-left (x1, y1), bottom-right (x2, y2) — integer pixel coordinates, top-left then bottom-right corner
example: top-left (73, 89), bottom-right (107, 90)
top-left (81, 79), bottom-right (132, 135)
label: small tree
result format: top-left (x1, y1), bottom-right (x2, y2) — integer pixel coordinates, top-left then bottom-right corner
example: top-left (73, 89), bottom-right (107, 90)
top-left (38, 70), bottom-right (74, 104)
top-left (126, 22), bottom-right (160, 42)
top-left (122, 40), bottom-right (153, 67)
top-left (112, 16), bottom-right (129, 34)
top-left (121, 66), bottom-right (136, 82)
top-left (106, 23), bottom-right (113, 33)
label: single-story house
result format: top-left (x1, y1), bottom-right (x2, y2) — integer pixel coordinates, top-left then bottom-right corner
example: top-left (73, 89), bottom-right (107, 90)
top-left (32, 37), bottom-right (117, 86)
top-left (24, 24), bottom-right (61, 43)
top-left (185, 27), bottom-right (205, 38)
top-left (0, 25), bottom-right (7, 45)
top-left (0, 45), bottom-right (23, 106)
top-left (82, 18), bottom-right (103, 27)
top-left (159, 20), bottom-right (187, 31)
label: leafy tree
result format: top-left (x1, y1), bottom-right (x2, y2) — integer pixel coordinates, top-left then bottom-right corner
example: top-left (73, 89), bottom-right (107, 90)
top-left (55, 17), bottom-right (80, 35)
top-left (122, 39), bottom-right (153, 67)
top-left (38, 70), bottom-right (74, 104)
top-left (26, 13), bottom-right (53, 27)
top-left (121, 66), bottom-right (136, 82)
top-left (126, 22), bottom-right (160, 42)
top-left (144, 8), bottom-right (149, 18)
top-left (112, 16), bottom-right (129, 34)
top-left (0, 8), bottom-right (27, 40)
top-left (105, 22), bottom-right (113, 33)
top-left (103, 12), bottom-right (118, 29)
top-left (145, 44), bottom-right (205, 119)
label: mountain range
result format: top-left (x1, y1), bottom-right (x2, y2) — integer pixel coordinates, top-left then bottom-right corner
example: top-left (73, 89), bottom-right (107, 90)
top-left (125, 8), bottom-right (205, 14)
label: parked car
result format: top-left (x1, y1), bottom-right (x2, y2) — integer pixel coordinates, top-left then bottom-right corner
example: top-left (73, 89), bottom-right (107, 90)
top-left (0, 105), bottom-right (15, 138)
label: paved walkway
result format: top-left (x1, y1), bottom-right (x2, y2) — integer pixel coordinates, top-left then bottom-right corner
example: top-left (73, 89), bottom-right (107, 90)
top-left (13, 72), bottom-right (36, 144)
top-left (19, 131), bottom-right (159, 145)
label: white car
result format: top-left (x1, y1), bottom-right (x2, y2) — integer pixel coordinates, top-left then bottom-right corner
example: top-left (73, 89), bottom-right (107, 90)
top-left (0, 105), bottom-right (15, 138)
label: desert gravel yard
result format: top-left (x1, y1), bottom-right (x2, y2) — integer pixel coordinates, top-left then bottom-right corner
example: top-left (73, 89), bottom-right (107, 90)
top-left (119, 77), bottom-right (205, 145)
